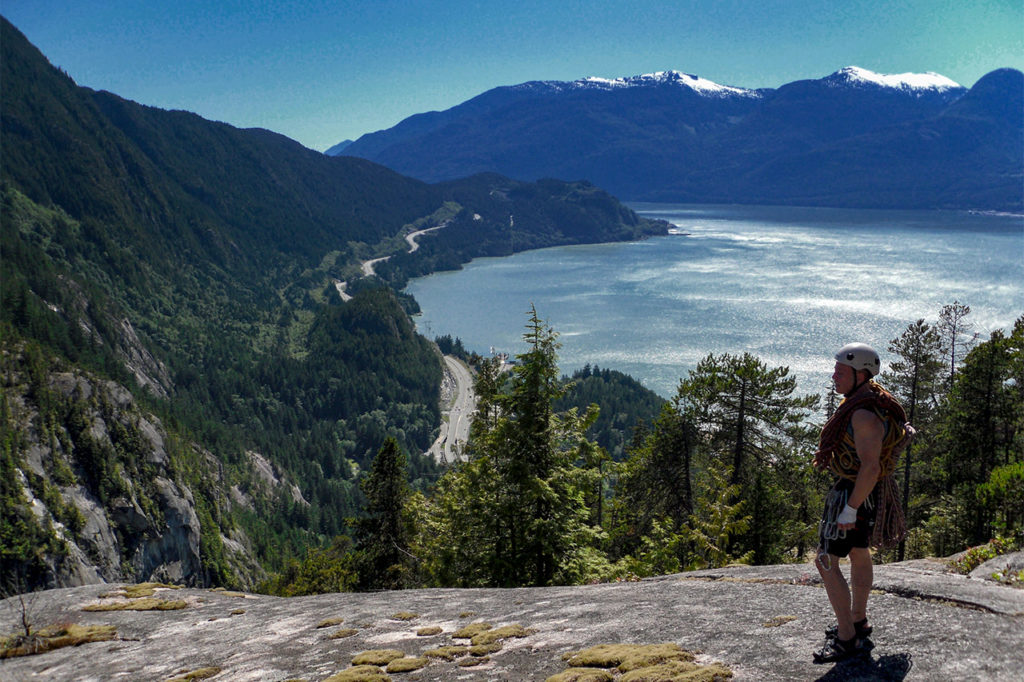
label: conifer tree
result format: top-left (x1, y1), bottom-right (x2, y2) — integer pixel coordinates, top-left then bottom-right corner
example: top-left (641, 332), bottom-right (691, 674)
top-left (677, 353), bottom-right (817, 486)
top-left (676, 352), bottom-right (817, 563)
top-left (938, 324), bottom-right (1022, 543)
top-left (938, 300), bottom-right (977, 388)
top-left (610, 401), bottom-right (695, 561)
top-left (883, 318), bottom-right (944, 559)
top-left (353, 437), bottom-right (415, 590)
top-left (437, 306), bottom-right (599, 587)
top-left (490, 305), bottom-right (566, 585)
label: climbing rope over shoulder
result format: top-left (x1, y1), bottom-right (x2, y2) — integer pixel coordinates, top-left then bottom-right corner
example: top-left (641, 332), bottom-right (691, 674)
top-left (814, 382), bottom-right (917, 550)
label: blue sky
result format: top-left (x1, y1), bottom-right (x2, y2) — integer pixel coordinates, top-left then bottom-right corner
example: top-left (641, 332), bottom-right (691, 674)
top-left (4, 1), bottom-right (1021, 152)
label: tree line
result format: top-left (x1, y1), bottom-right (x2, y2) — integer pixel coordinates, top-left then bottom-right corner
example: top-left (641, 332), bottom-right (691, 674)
top-left (267, 303), bottom-right (1022, 594)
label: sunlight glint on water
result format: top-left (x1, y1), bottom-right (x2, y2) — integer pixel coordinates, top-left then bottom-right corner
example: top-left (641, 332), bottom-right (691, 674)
top-left (405, 204), bottom-right (1024, 397)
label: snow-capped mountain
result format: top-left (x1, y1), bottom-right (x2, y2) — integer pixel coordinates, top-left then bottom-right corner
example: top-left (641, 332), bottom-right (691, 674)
top-left (334, 67), bottom-right (1022, 211)
top-left (825, 66), bottom-right (962, 92)
top-left (571, 70), bottom-right (763, 98)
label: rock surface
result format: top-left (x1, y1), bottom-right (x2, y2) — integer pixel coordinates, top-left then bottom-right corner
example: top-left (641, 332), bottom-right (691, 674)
top-left (4, 361), bottom-right (268, 590)
top-left (2, 558), bottom-right (1022, 681)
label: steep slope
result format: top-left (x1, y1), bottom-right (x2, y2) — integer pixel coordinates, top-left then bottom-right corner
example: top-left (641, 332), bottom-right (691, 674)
top-left (1, 16), bottom-right (665, 589)
top-left (1, 22), bottom-right (440, 278)
top-left (337, 67), bottom-right (1023, 210)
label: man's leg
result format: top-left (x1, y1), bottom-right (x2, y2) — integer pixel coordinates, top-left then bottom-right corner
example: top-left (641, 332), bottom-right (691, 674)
top-left (848, 547), bottom-right (873, 624)
top-left (815, 550), bottom-right (854, 641)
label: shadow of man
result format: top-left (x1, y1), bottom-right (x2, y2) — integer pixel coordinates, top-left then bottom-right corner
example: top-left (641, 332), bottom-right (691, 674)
top-left (816, 652), bottom-right (913, 681)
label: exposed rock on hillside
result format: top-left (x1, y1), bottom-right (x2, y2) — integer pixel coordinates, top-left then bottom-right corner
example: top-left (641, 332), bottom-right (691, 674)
top-left (1, 559), bottom-right (1021, 680)
top-left (1, 351), bottom-right (267, 590)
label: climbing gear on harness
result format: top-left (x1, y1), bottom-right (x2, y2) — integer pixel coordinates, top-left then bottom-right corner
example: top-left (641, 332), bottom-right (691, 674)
top-left (813, 382), bottom-right (915, 550)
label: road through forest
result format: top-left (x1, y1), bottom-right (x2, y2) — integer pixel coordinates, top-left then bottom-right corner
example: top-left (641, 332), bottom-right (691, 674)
top-left (427, 355), bottom-right (476, 463)
top-left (333, 220), bottom-right (478, 463)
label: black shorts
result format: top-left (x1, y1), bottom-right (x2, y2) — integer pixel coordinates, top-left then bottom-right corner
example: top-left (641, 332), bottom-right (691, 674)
top-left (818, 478), bottom-right (877, 558)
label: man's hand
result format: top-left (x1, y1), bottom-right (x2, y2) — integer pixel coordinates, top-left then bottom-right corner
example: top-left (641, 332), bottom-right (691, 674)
top-left (837, 504), bottom-right (858, 531)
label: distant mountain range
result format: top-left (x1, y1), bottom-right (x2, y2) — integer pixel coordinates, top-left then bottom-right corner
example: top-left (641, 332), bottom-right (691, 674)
top-left (334, 67), bottom-right (1024, 211)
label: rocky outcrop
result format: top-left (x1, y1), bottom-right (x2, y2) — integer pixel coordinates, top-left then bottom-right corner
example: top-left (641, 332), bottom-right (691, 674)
top-left (115, 317), bottom-right (173, 399)
top-left (1, 356), bottom-right (264, 591)
top-left (1, 558), bottom-right (1021, 681)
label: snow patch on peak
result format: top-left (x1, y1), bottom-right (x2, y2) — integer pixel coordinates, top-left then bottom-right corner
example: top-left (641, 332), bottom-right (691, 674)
top-left (576, 70), bottom-right (761, 98)
top-left (830, 66), bottom-right (962, 91)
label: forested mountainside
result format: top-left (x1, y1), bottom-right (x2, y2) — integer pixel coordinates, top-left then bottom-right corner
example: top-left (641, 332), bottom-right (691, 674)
top-left (0, 16), bottom-right (665, 590)
top-left (338, 67), bottom-right (1024, 211)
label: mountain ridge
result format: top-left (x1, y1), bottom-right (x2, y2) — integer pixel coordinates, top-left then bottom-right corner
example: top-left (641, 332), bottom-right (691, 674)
top-left (336, 66), bottom-right (1023, 211)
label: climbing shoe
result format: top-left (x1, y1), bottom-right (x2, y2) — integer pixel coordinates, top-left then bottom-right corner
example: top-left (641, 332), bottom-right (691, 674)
top-left (813, 635), bottom-right (866, 664)
top-left (825, 618), bottom-right (874, 650)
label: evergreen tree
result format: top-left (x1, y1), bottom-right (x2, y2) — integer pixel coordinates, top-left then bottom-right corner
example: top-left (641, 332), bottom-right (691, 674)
top-left (676, 353), bottom-right (818, 563)
top-left (412, 455), bottom-right (498, 587)
top-left (938, 324), bottom-right (1022, 544)
top-left (610, 401), bottom-right (695, 561)
top-left (468, 355), bottom-right (503, 441)
top-left (683, 463), bottom-right (754, 570)
top-left (433, 307), bottom-right (600, 587)
top-left (938, 301), bottom-right (978, 389)
top-left (353, 437), bottom-right (416, 590)
top-left (883, 318), bottom-right (945, 560)
top-left (490, 306), bottom-right (568, 585)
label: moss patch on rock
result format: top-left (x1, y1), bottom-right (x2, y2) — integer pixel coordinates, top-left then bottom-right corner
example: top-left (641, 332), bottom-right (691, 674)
top-left (118, 582), bottom-right (181, 598)
top-left (469, 642), bottom-right (502, 656)
top-left (547, 668), bottom-right (616, 682)
top-left (324, 665), bottom-right (389, 682)
top-left (386, 656), bottom-right (429, 673)
top-left (452, 622), bottom-right (492, 639)
top-left (328, 628), bottom-right (359, 639)
top-left (1, 624), bottom-right (117, 659)
top-left (564, 643), bottom-right (694, 670)
top-left (351, 649), bottom-right (406, 666)
top-left (555, 644), bottom-right (731, 682)
top-left (416, 625), bottom-right (443, 636)
top-left (621, 660), bottom-right (732, 681)
top-left (83, 598), bottom-right (187, 611)
top-left (424, 645), bottom-right (469, 661)
top-left (471, 623), bottom-right (531, 646)
top-left (390, 611), bottom-right (418, 621)
top-left (316, 617), bottom-right (345, 628)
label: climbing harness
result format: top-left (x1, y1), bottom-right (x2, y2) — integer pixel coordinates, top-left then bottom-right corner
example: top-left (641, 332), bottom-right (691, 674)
top-left (814, 382), bottom-right (915, 550)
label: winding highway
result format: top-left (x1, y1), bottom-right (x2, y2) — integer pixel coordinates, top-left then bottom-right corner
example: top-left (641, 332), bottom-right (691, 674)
top-left (426, 356), bottom-right (476, 464)
top-left (332, 220), bottom-right (477, 464)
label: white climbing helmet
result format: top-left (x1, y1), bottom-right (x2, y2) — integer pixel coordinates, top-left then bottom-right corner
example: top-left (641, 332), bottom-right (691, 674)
top-left (835, 342), bottom-right (881, 377)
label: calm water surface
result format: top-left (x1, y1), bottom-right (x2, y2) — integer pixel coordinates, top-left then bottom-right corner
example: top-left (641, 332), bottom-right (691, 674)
top-left (406, 204), bottom-right (1024, 397)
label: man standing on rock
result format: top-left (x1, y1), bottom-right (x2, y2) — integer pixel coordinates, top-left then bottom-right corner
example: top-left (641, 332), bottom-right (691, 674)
top-left (811, 343), bottom-right (912, 664)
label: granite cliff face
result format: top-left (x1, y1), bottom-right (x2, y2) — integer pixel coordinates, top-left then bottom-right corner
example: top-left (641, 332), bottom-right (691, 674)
top-left (1, 349), bottom-right (267, 590)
